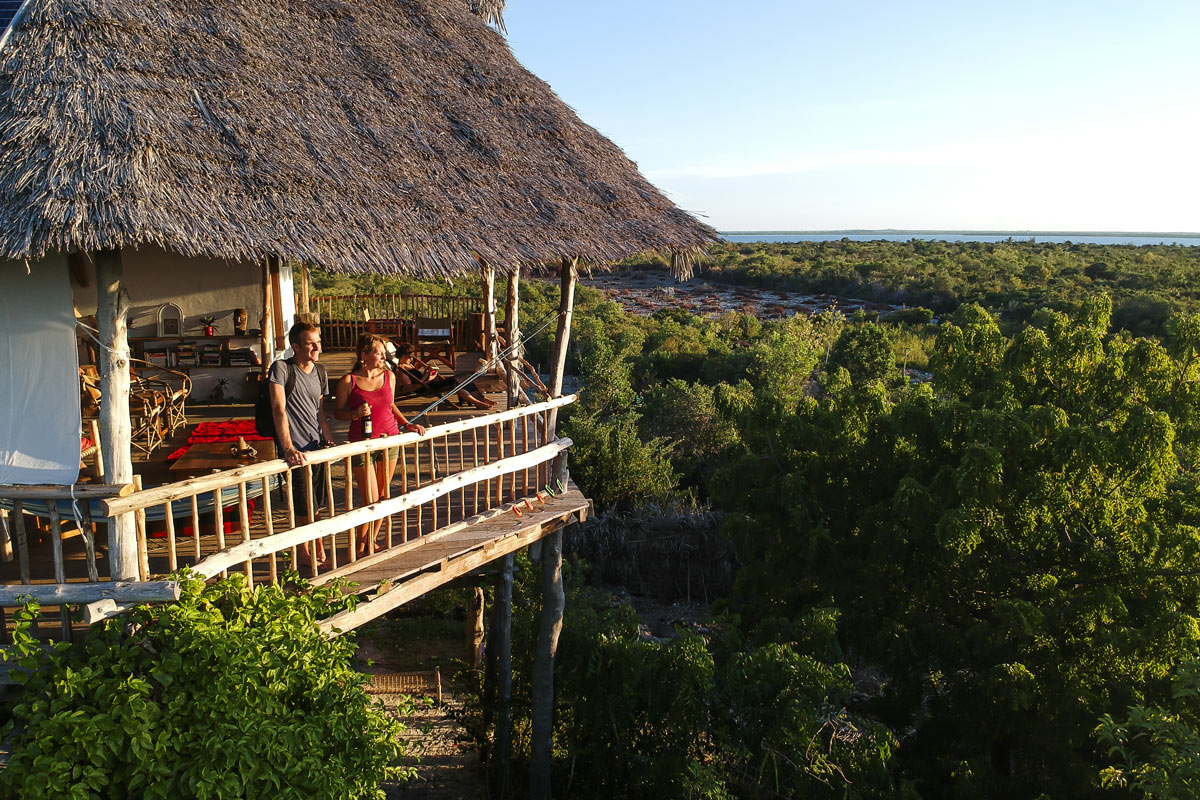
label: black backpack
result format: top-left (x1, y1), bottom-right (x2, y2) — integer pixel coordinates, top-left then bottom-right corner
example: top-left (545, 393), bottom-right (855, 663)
top-left (254, 358), bottom-right (328, 438)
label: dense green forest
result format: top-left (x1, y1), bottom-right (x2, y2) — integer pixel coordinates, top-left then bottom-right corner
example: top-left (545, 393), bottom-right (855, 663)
top-left (313, 242), bottom-right (1200, 797)
top-left (694, 239), bottom-right (1200, 336)
top-left (9, 242), bottom-right (1197, 798)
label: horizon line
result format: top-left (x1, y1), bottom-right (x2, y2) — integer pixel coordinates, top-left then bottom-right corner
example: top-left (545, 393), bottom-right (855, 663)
top-left (720, 228), bottom-right (1200, 238)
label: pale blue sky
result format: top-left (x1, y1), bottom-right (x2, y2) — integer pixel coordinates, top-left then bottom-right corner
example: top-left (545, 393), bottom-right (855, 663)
top-left (503, 0), bottom-right (1200, 232)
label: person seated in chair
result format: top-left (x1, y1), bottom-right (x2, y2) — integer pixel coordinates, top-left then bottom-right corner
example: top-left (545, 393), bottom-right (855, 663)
top-left (392, 343), bottom-right (496, 410)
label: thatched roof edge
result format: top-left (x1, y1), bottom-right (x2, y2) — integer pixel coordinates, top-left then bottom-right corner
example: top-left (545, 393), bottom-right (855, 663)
top-left (0, 0), bottom-right (717, 277)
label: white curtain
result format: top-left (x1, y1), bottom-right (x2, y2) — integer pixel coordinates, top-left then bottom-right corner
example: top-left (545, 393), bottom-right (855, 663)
top-left (0, 258), bottom-right (82, 485)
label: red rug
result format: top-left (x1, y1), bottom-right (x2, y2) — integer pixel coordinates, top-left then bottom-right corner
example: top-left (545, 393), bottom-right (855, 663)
top-left (168, 419), bottom-right (272, 461)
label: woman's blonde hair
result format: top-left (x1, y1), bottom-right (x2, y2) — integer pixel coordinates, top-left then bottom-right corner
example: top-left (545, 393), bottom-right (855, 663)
top-left (352, 333), bottom-right (390, 372)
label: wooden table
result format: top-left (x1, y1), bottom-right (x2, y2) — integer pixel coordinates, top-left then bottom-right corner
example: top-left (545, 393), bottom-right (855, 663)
top-left (169, 440), bottom-right (276, 478)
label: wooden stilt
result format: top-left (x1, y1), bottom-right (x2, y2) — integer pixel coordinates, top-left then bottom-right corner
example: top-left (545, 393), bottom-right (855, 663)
top-left (94, 249), bottom-right (138, 580)
top-left (490, 554), bottom-right (514, 800)
top-left (530, 530), bottom-right (565, 800)
top-left (467, 585), bottom-right (485, 670)
top-left (530, 261), bottom-right (575, 798)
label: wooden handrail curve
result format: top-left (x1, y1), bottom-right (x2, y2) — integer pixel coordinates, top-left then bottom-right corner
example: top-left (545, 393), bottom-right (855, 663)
top-left (190, 438), bottom-right (571, 579)
top-left (102, 394), bottom-right (576, 517)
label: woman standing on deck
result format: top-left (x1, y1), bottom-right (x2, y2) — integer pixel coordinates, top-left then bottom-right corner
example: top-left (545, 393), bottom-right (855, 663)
top-left (335, 334), bottom-right (426, 557)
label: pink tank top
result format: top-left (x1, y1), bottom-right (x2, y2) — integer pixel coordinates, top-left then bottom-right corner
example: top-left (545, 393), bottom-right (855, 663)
top-left (347, 371), bottom-right (399, 441)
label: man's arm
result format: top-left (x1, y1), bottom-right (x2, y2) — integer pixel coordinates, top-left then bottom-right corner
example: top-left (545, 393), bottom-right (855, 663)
top-left (270, 381), bottom-right (305, 466)
top-left (319, 402), bottom-right (335, 446)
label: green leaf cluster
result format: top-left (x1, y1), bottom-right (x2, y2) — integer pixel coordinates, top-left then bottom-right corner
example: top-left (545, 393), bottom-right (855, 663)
top-left (0, 574), bottom-right (417, 800)
top-left (711, 298), bottom-right (1200, 795)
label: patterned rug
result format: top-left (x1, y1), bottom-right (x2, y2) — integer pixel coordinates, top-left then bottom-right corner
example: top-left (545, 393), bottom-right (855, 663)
top-left (167, 419), bottom-right (272, 460)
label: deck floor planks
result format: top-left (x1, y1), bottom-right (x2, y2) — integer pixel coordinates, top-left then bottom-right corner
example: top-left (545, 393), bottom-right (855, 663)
top-left (321, 484), bottom-right (588, 602)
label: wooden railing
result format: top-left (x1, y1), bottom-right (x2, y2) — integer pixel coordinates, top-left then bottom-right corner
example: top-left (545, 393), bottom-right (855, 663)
top-left (309, 293), bottom-right (484, 350)
top-left (0, 397), bottom-right (575, 639)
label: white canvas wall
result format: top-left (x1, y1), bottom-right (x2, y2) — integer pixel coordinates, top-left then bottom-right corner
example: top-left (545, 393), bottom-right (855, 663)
top-left (0, 257), bottom-right (82, 485)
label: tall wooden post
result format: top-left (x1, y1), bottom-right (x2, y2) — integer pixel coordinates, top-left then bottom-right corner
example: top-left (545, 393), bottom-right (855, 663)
top-left (480, 259), bottom-right (499, 370)
top-left (504, 269), bottom-right (520, 409)
top-left (546, 257), bottom-right (578, 435)
top-left (299, 262), bottom-right (311, 315)
top-left (490, 554), bottom-right (514, 800)
top-left (529, 256), bottom-right (576, 798)
top-left (260, 258), bottom-right (273, 371)
top-left (467, 586), bottom-right (485, 670)
top-left (269, 256), bottom-right (286, 351)
top-left (530, 527), bottom-right (565, 799)
top-left (94, 250), bottom-right (138, 580)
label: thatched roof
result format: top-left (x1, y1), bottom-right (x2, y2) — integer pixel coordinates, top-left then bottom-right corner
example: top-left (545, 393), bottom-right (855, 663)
top-left (0, 0), bottom-right (716, 276)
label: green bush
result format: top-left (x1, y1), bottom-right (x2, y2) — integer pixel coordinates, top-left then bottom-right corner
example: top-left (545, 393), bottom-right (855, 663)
top-left (0, 574), bottom-right (418, 800)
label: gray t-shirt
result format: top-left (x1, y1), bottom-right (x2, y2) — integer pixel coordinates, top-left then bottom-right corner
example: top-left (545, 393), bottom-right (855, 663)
top-left (268, 358), bottom-right (328, 450)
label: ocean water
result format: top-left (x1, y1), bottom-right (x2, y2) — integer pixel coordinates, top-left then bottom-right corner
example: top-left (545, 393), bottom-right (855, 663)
top-left (722, 232), bottom-right (1200, 247)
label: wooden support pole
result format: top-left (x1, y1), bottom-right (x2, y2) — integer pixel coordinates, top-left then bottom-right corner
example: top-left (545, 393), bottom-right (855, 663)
top-left (530, 528), bottom-right (565, 800)
top-left (490, 554), bottom-right (514, 800)
top-left (299, 262), bottom-right (311, 314)
top-left (504, 269), bottom-right (521, 410)
top-left (547, 257), bottom-right (577, 436)
top-left (467, 585), bottom-right (485, 670)
top-left (260, 258), bottom-right (273, 373)
top-left (270, 256), bottom-right (287, 352)
top-left (480, 258), bottom-right (499, 367)
top-left (94, 249), bottom-right (139, 581)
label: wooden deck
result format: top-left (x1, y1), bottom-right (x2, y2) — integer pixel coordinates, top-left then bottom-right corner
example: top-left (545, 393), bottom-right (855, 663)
top-left (0, 352), bottom-right (584, 640)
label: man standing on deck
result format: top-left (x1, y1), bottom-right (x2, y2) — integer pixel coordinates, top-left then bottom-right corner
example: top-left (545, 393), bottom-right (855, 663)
top-left (269, 321), bottom-right (334, 568)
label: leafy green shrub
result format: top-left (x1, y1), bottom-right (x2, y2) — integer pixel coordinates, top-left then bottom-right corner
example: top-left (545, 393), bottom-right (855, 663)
top-left (1097, 660), bottom-right (1200, 798)
top-left (0, 574), bottom-right (417, 800)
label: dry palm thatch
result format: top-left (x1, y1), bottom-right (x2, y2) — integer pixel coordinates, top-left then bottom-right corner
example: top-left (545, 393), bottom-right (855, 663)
top-left (465, 0), bottom-right (505, 32)
top-left (0, 0), bottom-right (717, 278)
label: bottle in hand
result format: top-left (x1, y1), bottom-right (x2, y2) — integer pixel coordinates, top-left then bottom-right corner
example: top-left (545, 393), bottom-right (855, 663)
top-left (362, 406), bottom-right (373, 438)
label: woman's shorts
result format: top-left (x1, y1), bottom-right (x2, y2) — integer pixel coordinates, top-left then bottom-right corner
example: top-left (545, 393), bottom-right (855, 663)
top-left (352, 446), bottom-right (399, 468)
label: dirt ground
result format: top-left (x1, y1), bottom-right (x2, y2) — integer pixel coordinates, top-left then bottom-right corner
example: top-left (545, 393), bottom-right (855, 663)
top-left (375, 689), bottom-right (488, 800)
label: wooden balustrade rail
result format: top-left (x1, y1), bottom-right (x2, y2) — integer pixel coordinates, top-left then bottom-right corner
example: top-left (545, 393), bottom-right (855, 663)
top-left (0, 395), bottom-right (576, 639)
top-left (310, 293), bottom-right (484, 349)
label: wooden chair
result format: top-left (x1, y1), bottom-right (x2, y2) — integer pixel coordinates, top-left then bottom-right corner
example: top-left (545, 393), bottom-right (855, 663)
top-left (396, 319), bottom-right (417, 346)
top-left (130, 384), bottom-right (168, 455)
top-left (131, 358), bottom-right (192, 435)
top-left (80, 418), bottom-right (105, 483)
top-left (80, 364), bottom-right (173, 454)
top-left (416, 317), bottom-right (456, 370)
top-left (79, 365), bottom-right (102, 419)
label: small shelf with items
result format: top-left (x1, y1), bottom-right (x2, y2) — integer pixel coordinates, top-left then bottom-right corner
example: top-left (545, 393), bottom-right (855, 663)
top-left (131, 336), bottom-right (263, 370)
